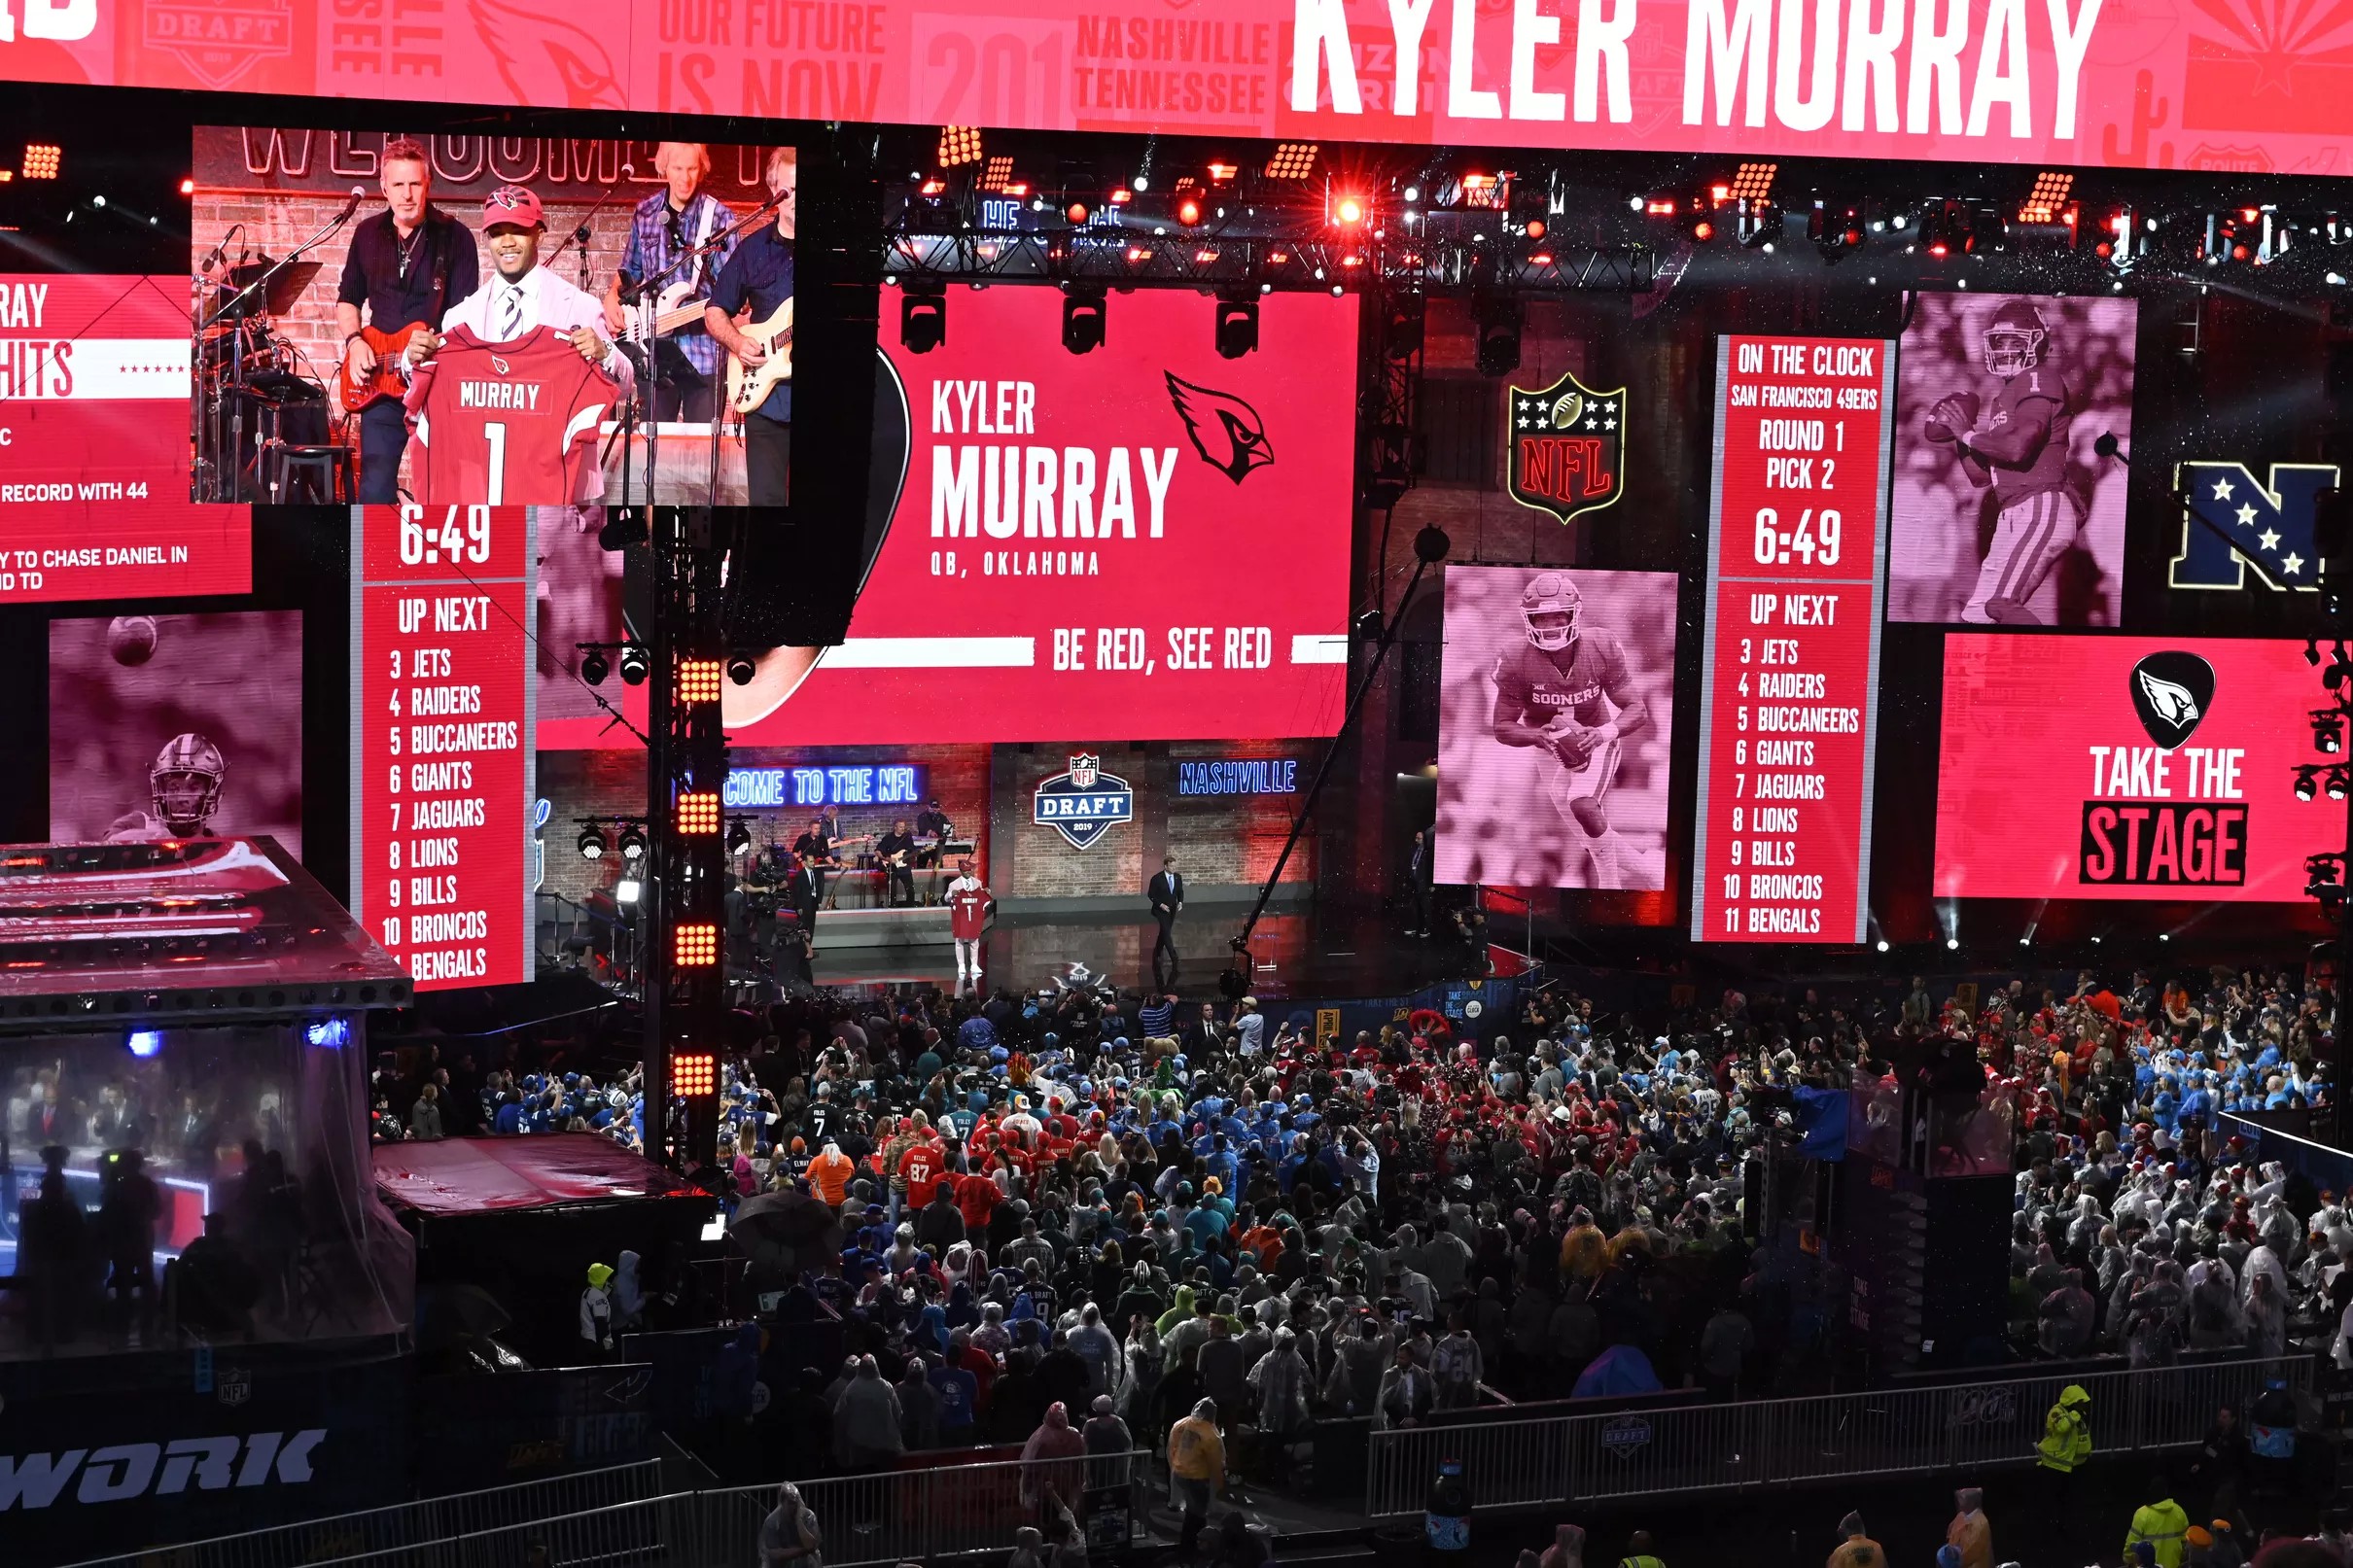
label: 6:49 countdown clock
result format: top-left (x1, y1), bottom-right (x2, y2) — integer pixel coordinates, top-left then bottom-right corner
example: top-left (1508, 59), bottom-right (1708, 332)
top-left (1690, 336), bottom-right (1896, 945)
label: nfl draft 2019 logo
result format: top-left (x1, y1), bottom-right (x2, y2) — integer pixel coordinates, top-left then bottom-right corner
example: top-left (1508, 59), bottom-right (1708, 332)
top-left (1506, 370), bottom-right (1626, 526)
top-left (1034, 754), bottom-right (1133, 850)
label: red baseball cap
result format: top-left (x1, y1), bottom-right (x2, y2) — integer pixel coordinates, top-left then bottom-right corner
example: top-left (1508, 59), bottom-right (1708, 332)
top-left (481, 185), bottom-right (545, 230)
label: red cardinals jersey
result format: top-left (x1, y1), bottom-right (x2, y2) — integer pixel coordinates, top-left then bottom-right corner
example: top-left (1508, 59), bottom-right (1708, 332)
top-left (947, 879), bottom-right (991, 940)
top-left (404, 326), bottom-right (614, 504)
top-left (1491, 628), bottom-right (1633, 728)
top-left (1975, 363), bottom-right (2075, 508)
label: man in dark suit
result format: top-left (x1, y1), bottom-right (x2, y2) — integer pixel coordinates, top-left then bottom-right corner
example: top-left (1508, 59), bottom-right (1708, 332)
top-left (1147, 853), bottom-right (1184, 984)
top-left (1405, 828), bottom-right (1434, 938)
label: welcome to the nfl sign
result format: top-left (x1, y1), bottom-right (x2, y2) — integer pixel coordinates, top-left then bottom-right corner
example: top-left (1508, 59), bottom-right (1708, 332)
top-left (1034, 754), bottom-right (1134, 850)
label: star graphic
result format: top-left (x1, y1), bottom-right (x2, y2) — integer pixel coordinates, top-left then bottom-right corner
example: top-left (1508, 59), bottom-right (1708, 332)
top-left (1518, 416), bottom-right (1530, 429)
top-left (2281, 553), bottom-right (2304, 575)
top-left (2235, 504), bottom-right (2258, 527)
top-left (2259, 529), bottom-right (2282, 550)
top-left (2212, 476), bottom-right (2235, 501)
top-left (1584, 417), bottom-right (1598, 430)
top-left (1603, 418), bottom-right (1618, 431)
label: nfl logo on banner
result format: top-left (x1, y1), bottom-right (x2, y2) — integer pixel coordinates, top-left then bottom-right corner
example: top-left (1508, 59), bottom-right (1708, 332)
top-left (2169, 461), bottom-right (2338, 591)
top-left (1507, 370), bottom-right (1627, 526)
top-left (1035, 754), bottom-right (1134, 850)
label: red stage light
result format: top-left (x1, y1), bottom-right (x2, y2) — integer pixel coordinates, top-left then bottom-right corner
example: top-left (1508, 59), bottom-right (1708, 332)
top-left (1066, 201), bottom-right (1091, 225)
top-left (2232, 242), bottom-right (2251, 261)
top-left (1336, 195), bottom-right (1365, 226)
top-left (179, 177), bottom-right (194, 196)
top-left (1109, 188), bottom-right (1133, 204)
top-left (1528, 251), bottom-right (1554, 266)
top-left (671, 1050), bottom-right (719, 1098)
top-left (1692, 220), bottom-right (1715, 241)
top-left (1928, 240), bottom-right (1950, 259)
top-left (673, 923), bottom-right (719, 969)
top-left (1524, 217), bottom-right (1546, 240)
top-left (1176, 196), bottom-right (1202, 226)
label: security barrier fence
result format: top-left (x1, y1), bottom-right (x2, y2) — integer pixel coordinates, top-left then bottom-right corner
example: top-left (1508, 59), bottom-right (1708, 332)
top-left (1365, 1355), bottom-right (2310, 1517)
top-left (63, 1450), bottom-right (1151, 1568)
top-left (56, 1462), bottom-right (670, 1568)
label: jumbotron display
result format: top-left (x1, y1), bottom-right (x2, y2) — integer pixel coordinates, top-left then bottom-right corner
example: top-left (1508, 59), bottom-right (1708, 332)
top-left (1936, 635), bottom-right (2339, 902)
top-left (720, 288), bottom-right (1358, 746)
top-left (1689, 334), bottom-right (1895, 944)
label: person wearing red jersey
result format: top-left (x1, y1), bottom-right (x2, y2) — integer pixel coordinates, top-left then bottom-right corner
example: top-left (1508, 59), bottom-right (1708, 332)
top-left (900, 1126), bottom-right (947, 1211)
top-left (403, 185), bottom-right (632, 504)
top-left (1490, 572), bottom-right (1651, 889)
top-left (946, 855), bottom-right (992, 986)
top-left (1921, 297), bottom-right (2086, 625)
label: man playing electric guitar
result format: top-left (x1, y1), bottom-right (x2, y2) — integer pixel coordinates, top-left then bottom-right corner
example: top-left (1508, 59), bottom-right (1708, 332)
top-left (336, 138), bottom-right (479, 504)
top-left (704, 147), bottom-right (795, 506)
top-left (602, 142), bottom-right (739, 424)
top-left (875, 818), bottom-right (919, 907)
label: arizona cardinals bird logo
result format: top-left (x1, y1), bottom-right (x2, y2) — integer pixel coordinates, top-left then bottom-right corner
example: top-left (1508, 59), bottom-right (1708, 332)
top-left (1166, 372), bottom-right (1275, 484)
top-left (475, 0), bottom-right (626, 109)
top-left (2135, 669), bottom-right (2200, 731)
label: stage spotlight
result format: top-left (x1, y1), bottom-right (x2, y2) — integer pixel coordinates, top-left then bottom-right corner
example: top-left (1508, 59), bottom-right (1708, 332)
top-left (2298, 766), bottom-right (2320, 801)
top-left (1728, 161), bottom-right (1775, 202)
top-left (726, 653), bottom-right (757, 685)
top-left (1875, 939), bottom-right (1890, 953)
top-left (579, 823), bottom-right (608, 861)
top-left (1946, 936), bottom-right (1959, 950)
top-left (1524, 216), bottom-right (1546, 240)
top-left (614, 877), bottom-right (642, 904)
top-left (1692, 218), bottom-right (1715, 242)
top-left (617, 822), bottom-right (649, 862)
top-left (1473, 289), bottom-right (1522, 377)
top-left (677, 791), bottom-right (720, 835)
top-left (1335, 194), bottom-right (1365, 226)
top-left (726, 820), bottom-right (754, 856)
top-left (1266, 142), bottom-right (1317, 180)
top-left (1065, 197), bottom-right (1092, 226)
top-left (901, 282), bottom-right (946, 353)
top-left (179, 177), bottom-right (194, 196)
top-left (2333, 768), bottom-right (2352, 803)
top-left (22, 144), bottom-right (60, 180)
top-left (580, 646), bottom-right (610, 685)
top-left (1214, 293), bottom-right (1258, 359)
top-left (2019, 171), bottom-right (2074, 225)
top-left (1063, 285), bottom-right (1106, 354)
top-left (619, 643), bottom-right (651, 685)
top-left (127, 1029), bottom-right (162, 1059)
top-left (1176, 195), bottom-right (1203, 226)
top-left (2314, 709), bottom-right (2343, 753)
top-left (937, 125), bottom-right (984, 168)
top-left (2306, 639), bottom-right (2324, 666)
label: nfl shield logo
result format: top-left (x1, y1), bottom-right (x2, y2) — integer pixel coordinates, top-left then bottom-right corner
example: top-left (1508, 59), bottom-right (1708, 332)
top-left (1068, 753), bottom-right (1100, 789)
top-left (219, 1366), bottom-right (253, 1407)
top-left (1506, 370), bottom-right (1627, 526)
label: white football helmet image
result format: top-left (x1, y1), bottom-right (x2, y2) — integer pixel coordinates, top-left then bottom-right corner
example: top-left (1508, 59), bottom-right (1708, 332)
top-left (1522, 573), bottom-right (1583, 652)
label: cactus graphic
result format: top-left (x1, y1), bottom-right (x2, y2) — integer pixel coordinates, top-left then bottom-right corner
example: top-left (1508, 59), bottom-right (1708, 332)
top-left (2100, 70), bottom-right (2174, 168)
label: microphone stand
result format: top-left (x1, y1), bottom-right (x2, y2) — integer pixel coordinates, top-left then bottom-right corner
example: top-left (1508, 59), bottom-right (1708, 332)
top-left (193, 201), bottom-right (357, 501)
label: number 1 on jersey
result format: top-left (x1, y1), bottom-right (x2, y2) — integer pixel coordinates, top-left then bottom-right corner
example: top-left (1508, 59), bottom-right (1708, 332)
top-left (483, 422), bottom-right (507, 505)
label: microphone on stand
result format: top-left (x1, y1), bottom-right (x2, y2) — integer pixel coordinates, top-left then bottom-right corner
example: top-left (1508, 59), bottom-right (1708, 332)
top-left (335, 187), bottom-right (366, 222)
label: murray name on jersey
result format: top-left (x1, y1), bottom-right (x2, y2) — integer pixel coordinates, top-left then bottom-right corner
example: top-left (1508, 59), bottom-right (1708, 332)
top-left (455, 378), bottom-right (550, 410)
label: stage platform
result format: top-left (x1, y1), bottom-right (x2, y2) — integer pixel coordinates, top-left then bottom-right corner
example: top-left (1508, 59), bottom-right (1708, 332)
top-left (809, 904), bottom-right (953, 950)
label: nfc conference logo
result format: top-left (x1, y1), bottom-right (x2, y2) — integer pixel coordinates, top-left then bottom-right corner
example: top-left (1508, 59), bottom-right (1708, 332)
top-left (1034, 753), bottom-right (1133, 850)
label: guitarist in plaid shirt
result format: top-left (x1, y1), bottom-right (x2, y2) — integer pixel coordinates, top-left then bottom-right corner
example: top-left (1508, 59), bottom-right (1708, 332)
top-left (601, 142), bottom-right (740, 423)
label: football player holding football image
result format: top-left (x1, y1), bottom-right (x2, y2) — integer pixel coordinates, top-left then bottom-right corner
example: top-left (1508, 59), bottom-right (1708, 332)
top-left (1488, 573), bottom-right (1651, 888)
top-left (1920, 297), bottom-right (2087, 625)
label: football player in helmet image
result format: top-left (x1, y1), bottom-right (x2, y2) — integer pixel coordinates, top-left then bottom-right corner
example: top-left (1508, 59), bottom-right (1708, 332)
top-left (1920, 297), bottom-right (2088, 624)
top-left (1488, 573), bottom-right (1651, 887)
top-left (105, 733), bottom-right (228, 843)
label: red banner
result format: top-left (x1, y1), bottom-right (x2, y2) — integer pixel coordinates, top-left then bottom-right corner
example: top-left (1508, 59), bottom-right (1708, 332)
top-left (1936, 634), bottom-right (2336, 902)
top-left (350, 504), bottom-right (536, 991)
top-left (0, 0), bottom-right (2336, 173)
top-left (1690, 333), bottom-right (1893, 945)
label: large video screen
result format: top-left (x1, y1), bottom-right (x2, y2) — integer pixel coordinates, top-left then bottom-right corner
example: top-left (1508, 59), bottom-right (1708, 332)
top-left (1433, 566), bottom-right (1677, 890)
top-left (1889, 294), bottom-right (2137, 626)
top-left (715, 287), bottom-right (1359, 746)
top-left (191, 130), bottom-right (792, 506)
top-left (1936, 635), bottom-right (2334, 902)
top-left (49, 610), bottom-right (304, 854)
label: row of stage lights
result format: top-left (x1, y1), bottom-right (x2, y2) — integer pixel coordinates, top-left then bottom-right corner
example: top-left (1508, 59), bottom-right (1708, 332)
top-left (911, 133), bottom-right (2353, 307)
top-left (577, 643), bottom-right (759, 689)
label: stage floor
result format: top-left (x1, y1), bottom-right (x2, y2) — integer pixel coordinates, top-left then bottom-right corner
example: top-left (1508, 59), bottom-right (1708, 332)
top-left (805, 902), bottom-right (1473, 1001)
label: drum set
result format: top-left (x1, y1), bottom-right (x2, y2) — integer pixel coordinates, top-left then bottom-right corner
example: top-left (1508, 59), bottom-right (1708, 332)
top-left (189, 256), bottom-right (343, 504)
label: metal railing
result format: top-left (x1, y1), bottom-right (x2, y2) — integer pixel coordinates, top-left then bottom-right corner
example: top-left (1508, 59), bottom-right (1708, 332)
top-left (55, 1461), bottom-right (669, 1568)
top-left (1365, 1355), bottom-right (2310, 1517)
top-left (89, 1450), bottom-right (1155, 1568)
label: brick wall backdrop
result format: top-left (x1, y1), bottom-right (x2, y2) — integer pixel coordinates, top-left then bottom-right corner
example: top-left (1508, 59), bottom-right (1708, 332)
top-left (536, 743), bottom-right (990, 909)
top-left (991, 741), bottom-right (1325, 907)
